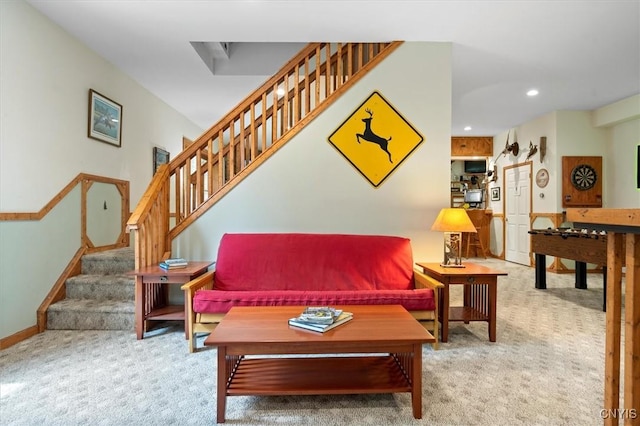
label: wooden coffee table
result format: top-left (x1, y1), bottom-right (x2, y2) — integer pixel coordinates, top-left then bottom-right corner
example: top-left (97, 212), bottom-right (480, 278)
top-left (204, 305), bottom-right (435, 423)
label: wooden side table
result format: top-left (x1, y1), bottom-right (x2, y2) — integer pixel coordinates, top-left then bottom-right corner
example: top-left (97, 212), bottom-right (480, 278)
top-left (128, 261), bottom-right (213, 339)
top-left (415, 262), bottom-right (507, 342)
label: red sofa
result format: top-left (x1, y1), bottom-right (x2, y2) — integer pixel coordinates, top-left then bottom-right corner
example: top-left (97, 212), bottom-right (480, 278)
top-left (181, 233), bottom-right (442, 352)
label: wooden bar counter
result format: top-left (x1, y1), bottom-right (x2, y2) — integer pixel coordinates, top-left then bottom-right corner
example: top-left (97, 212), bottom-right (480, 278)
top-left (566, 208), bottom-right (639, 426)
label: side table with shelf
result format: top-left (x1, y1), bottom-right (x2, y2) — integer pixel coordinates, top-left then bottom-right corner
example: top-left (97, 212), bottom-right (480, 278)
top-left (415, 262), bottom-right (507, 342)
top-left (128, 261), bottom-right (213, 339)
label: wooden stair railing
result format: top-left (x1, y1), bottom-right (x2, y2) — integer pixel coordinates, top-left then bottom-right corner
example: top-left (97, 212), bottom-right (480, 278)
top-left (127, 42), bottom-right (403, 269)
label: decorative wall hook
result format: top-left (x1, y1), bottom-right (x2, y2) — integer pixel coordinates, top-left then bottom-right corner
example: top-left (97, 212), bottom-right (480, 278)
top-left (526, 141), bottom-right (538, 161)
top-left (499, 136), bottom-right (509, 157)
top-left (540, 136), bottom-right (547, 162)
top-left (510, 130), bottom-right (520, 156)
top-left (486, 164), bottom-right (498, 183)
top-left (501, 130), bottom-right (519, 157)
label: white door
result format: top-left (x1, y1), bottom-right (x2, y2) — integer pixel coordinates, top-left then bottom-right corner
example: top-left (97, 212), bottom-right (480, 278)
top-left (505, 163), bottom-right (531, 265)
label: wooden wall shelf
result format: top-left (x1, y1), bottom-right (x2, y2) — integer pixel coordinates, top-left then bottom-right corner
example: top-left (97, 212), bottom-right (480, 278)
top-left (451, 137), bottom-right (493, 157)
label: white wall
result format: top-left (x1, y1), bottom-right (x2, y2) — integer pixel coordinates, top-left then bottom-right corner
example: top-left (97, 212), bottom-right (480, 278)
top-left (0, 1), bottom-right (203, 339)
top-left (486, 105), bottom-right (638, 258)
top-left (0, 1), bottom-right (203, 211)
top-left (489, 113), bottom-right (558, 215)
top-left (555, 111), bottom-right (608, 210)
top-left (173, 42), bottom-right (453, 263)
top-left (594, 94), bottom-right (640, 208)
top-left (604, 118), bottom-right (640, 208)
top-left (0, 190), bottom-right (81, 336)
top-left (490, 109), bottom-right (620, 215)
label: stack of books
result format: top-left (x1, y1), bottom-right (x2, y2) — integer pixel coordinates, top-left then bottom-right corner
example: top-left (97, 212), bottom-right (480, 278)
top-left (288, 307), bottom-right (353, 333)
top-left (158, 258), bottom-right (188, 270)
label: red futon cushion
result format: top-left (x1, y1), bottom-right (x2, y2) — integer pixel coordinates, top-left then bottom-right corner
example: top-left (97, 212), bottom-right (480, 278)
top-left (193, 289), bottom-right (436, 314)
top-left (213, 233), bottom-right (415, 292)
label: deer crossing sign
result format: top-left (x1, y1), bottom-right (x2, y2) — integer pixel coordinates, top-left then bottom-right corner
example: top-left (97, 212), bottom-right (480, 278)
top-left (328, 91), bottom-right (424, 187)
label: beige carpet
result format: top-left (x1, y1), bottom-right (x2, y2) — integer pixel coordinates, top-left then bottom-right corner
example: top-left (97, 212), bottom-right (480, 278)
top-left (0, 259), bottom-right (613, 425)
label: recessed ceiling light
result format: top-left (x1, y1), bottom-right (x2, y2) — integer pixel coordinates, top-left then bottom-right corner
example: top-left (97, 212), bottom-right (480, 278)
top-left (527, 89), bottom-right (539, 97)
top-left (464, 126), bottom-right (472, 131)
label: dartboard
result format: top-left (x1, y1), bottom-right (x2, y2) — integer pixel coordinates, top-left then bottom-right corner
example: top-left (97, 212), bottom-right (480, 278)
top-left (570, 164), bottom-right (597, 190)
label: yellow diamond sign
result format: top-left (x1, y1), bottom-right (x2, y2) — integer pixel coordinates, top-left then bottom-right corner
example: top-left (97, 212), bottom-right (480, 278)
top-left (328, 91), bottom-right (424, 187)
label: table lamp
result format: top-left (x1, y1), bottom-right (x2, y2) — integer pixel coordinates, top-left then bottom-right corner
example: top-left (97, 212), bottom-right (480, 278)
top-left (431, 208), bottom-right (477, 267)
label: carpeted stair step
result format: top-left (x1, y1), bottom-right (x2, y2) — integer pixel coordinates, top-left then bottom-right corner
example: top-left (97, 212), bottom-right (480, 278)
top-left (65, 274), bottom-right (134, 300)
top-left (81, 247), bottom-right (135, 275)
top-left (47, 299), bottom-right (135, 330)
top-left (47, 247), bottom-right (136, 331)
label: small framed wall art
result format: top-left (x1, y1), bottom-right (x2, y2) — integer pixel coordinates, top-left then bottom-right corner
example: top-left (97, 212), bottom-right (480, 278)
top-left (153, 147), bottom-right (169, 174)
top-left (491, 187), bottom-right (501, 201)
top-left (88, 89), bottom-right (122, 147)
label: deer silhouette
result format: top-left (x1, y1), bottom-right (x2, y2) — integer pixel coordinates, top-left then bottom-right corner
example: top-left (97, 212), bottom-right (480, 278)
top-left (356, 109), bottom-right (392, 163)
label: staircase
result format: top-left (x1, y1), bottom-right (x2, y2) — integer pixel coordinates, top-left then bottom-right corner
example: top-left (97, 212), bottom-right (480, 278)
top-left (47, 247), bottom-right (135, 330)
top-left (127, 41), bottom-right (402, 271)
top-left (43, 43), bottom-right (400, 333)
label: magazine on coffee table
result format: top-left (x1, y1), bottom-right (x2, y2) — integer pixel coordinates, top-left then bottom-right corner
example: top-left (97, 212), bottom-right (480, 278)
top-left (298, 307), bottom-right (343, 324)
top-left (289, 310), bottom-right (353, 333)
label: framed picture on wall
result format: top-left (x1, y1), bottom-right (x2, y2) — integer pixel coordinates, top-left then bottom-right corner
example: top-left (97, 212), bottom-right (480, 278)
top-left (88, 89), bottom-right (122, 147)
top-left (153, 147), bottom-right (169, 174)
top-left (491, 187), bottom-right (501, 201)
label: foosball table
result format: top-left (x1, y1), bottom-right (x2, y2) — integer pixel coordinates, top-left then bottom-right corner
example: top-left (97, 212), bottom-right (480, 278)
top-left (529, 228), bottom-right (608, 311)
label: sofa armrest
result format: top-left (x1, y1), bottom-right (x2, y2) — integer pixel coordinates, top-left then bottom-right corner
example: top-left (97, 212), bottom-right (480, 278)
top-left (413, 268), bottom-right (443, 348)
top-left (181, 270), bottom-right (215, 353)
top-left (413, 269), bottom-right (444, 290)
top-left (181, 270), bottom-right (215, 292)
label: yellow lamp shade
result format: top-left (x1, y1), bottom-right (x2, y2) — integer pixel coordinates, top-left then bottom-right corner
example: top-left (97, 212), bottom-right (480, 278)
top-left (431, 208), bottom-right (477, 233)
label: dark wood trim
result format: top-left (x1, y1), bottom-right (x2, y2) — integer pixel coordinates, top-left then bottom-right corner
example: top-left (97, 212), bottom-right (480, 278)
top-left (0, 325), bottom-right (39, 350)
top-left (37, 247), bottom-right (87, 332)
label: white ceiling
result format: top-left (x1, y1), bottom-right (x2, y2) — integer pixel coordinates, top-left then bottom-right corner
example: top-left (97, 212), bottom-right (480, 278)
top-left (27, 0), bottom-right (640, 136)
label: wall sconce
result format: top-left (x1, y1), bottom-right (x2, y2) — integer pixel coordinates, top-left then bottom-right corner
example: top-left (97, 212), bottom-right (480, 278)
top-left (431, 208), bottom-right (478, 268)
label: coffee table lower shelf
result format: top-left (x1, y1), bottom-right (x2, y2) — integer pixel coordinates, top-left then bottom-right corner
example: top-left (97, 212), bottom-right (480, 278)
top-left (226, 355), bottom-right (413, 396)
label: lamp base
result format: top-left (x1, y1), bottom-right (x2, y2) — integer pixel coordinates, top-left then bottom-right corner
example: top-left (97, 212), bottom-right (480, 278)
top-left (441, 231), bottom-right (466, 270)
top-left (440, 263), bottom-right (466, 268)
